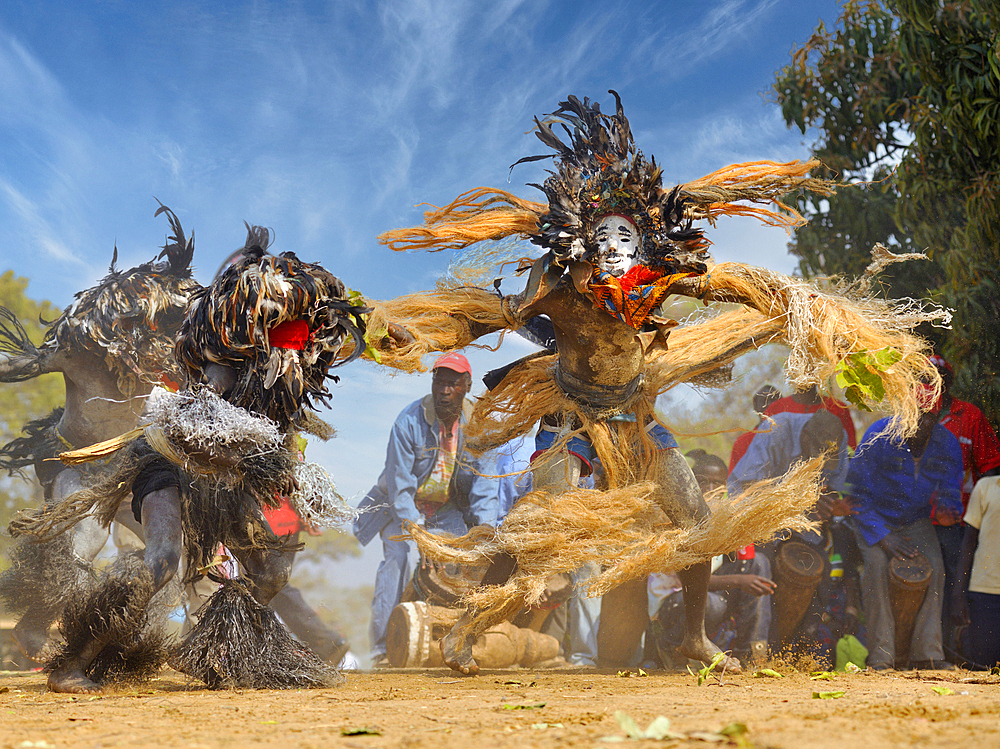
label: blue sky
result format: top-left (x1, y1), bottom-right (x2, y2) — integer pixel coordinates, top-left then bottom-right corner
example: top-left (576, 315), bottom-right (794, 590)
top-left (1, 0), bottom-right (844, 580)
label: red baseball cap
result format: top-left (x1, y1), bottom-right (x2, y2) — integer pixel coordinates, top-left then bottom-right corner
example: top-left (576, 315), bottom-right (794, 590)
top-left (929, 354), bottom-right (953, 374)
top-left (432, 352), bottom-right (471, 375)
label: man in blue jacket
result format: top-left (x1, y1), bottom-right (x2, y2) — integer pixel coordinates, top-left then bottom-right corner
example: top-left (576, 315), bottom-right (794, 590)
top-left (353, 353), bottom-right (500, 667)
top-left (845, 408), bottom-right (963, 670)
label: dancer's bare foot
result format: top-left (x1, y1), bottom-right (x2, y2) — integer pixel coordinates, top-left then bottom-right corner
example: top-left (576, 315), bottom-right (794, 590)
top-left (440, 617), bottom-right (479, 676)
top-left (680, 636), bottom-right (742, 674)
top-left (12, 618), bottom-right (52, 663)
top-left (47, 665), bottom-right (103, 694)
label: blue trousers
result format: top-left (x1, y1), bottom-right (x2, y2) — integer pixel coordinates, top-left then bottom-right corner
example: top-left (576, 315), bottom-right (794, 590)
top-left (368, 503), bottom-right (468, 661)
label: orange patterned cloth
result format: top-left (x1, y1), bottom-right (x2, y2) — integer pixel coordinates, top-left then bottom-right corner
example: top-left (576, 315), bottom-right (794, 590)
top-left (589, 266), bottom-right (698, 328)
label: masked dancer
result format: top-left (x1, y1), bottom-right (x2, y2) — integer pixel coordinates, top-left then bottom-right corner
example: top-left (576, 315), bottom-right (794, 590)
top-left (364, 91), bottom-right (947, 675)
top-left (0, 204), bottom-right (197, 664)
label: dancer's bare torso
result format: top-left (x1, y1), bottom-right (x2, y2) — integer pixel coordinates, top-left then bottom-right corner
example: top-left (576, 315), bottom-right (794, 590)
top-left (510, 273), bottom-right (706, 390)
top-left (55, 348), bottom-right (153, 449)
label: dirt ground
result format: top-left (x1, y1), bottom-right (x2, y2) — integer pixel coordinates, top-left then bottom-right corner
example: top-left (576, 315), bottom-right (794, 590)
top-left (1, 666), bottom-right (998, 749)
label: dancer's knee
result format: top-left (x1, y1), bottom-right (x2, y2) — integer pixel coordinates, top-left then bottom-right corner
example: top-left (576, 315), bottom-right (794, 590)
top-left (146, 548), bottom-right (180, 591)
top-left (252, 553), bottom-right (293, 603)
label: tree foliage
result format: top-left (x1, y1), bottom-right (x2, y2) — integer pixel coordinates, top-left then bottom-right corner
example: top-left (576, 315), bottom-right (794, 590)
top-left (0, 271), bottom-right (63, 554)
top-left (773, 0), bottom-right (999, 425)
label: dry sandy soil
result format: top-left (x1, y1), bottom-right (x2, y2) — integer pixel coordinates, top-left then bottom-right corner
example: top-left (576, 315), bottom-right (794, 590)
top-left (1, 666), bottom-right (998, 749)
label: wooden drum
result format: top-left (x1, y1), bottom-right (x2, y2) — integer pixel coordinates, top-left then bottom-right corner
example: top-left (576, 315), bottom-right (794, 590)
top-left (385, 601), bottom-right (560, 668)
top-left (889, 552), bottom-right (932, 665)
top-left (771, 541), bottom-right (825, 646)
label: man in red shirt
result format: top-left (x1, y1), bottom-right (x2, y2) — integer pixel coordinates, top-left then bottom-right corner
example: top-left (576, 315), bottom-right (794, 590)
top-left (729, 384), bottom-right (855, 473)
top-left (928, 354), bottom-right (1000, 651)
top-left (763, 384), bottom-right (857, 450)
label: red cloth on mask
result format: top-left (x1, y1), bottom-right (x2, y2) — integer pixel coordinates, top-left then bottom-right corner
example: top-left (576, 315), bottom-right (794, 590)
top-left (268, 319), bottom-right (310, 350)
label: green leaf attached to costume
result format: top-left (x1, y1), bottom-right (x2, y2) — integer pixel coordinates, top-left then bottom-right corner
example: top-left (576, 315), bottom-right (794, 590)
top-left (349, 288), bottom-right (384, 364)
top-left (834, 347), bottom-right (902, 411)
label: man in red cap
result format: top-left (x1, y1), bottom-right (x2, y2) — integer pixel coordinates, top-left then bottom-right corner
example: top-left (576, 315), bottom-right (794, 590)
top-left (353, 352), bottom-right (500, 667)
top-left (926, 354), bottom-right (1000, 650)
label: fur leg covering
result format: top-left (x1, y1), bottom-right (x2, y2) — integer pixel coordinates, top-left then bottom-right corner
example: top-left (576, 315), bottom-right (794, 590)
top-left (0, 534), bottom-right (93, 619)
top-left (45, 553), bottom-right (171, 686)
top-left (170, 579), bottom-right (340, 689)
top-left (0, 534), bottom-right (95, 660)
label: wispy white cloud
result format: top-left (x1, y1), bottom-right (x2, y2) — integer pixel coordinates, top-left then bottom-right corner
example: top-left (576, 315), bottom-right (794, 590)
top-left (0, 176), bottom-right (85, 266)
top-left (639, 0), bottom-right (783, 74)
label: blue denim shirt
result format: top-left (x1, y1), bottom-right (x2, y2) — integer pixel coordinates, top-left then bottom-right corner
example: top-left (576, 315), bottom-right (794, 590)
top-left (846, 416), bottom-right (963, 546)
top-left (352, 394), bottom-right (499, 545)
top-left (496, 434), bottom-right (535, 521)
top-left (728, 411), bottom-right (850, 498)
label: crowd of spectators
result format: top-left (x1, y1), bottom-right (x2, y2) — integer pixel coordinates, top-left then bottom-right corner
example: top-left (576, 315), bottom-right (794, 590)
top-left (346, 352), bottom-right (1000, 672)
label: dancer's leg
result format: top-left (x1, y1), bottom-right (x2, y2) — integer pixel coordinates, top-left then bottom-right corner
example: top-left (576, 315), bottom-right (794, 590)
top-left (47, 486), bottom-right (182, 693)
top-left (646, 447), bottom-right (740, 672)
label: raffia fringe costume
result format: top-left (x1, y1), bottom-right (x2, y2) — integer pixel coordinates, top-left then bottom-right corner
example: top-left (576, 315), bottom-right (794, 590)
top-left (362, 93), bottom-right (950, 637)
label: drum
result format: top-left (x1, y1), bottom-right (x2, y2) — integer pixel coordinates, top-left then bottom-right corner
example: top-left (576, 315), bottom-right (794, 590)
top-left (411, 562), bottom-right (488, 607)
top-left (888, 552), bottom-right (932, 666)
top-left (385, 601), bottom-right (560, 668)
top-left (386, 602), bottom-right (461, 667)
top-left (771, 541), bottom-right (825, 646)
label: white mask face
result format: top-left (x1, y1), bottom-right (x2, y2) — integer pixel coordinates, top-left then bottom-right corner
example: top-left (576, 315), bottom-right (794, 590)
top-left (594, 215), bottom-right (639, 277)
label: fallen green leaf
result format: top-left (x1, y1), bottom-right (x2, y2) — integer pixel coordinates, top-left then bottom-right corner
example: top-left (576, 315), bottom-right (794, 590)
top-left (613, 711), bottom-right (684, 741)
top-left (717, 722), bottom-right (752, 748)
top-left (754, 668), bottom-right (784, 678)
top-left (932, 687), bottom-right (955, 696)
top-left (810, 671), bottom-right (836, 681)
top-left (502, 702), bottom-right (546, 710)
top-left (341, 727), bottom-right (381, 736)
top-left (813, 691), bottom-right (845, 699)
top-left (638, 668), bottom-right (648, 677)
top-left (718, 722), bottom-right (749, 737)
top-left (843, 662), bottom-right (862, 674)
top-left (697, 652), bottom-right (727, 685)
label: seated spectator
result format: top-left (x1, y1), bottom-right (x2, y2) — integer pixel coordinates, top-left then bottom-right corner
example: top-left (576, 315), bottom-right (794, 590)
top-left (353, 353), bottom-right (500, 667)
top-left (649, 452), bottom-right (774, 668)
top-left (845, 408), bottom-right (963, 670)
top-left (927, 354), bottom-right (1000, 651)
top-left (729, 409), bottom-right (855, 660)
top-left (763, 384), bottom-right (857, 450)
top-left (952, 475), bottom-right (1000, 669)
top-left (729, 384), bottom-right (782, 472)
top-left (495, 433), bottom-right (534, 521)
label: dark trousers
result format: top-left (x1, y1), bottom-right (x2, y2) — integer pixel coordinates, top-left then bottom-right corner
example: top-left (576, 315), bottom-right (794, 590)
top-left (964, 591), bottom-right (1000, 669)
top-left (935, 523), bottom-right (965, 648)
top-left (269, 532), bottom-right (346, 661)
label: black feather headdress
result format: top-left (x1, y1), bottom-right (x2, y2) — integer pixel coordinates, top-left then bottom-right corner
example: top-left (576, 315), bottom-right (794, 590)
top-left (516, 91), bottom-right (709, 273)
top-left (174, 225), bottom-right (368, 431)
top-left (44, 203), bottom-right (199, 395)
